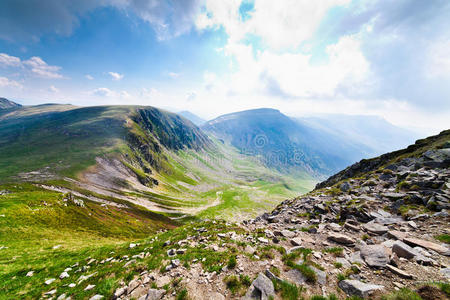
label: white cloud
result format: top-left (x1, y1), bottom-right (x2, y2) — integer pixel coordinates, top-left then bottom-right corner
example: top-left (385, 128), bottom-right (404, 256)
top-left (197, 0), bottom-right (351, 50)
top-left (108, 71), bottom-right (124, 81)
top-left (0, 53), bottom-right (63, 79)
top-left (168, 72), bottom-right (180, 78)
top-left (0, 76), bottom-right (23, 89)
top-left (426, 38), bottom-right (450, 78)
top-left (48, 85), bottom-right (59, 93)
top-left (85, 74), bottom-right (94, 80)
top-left (0, 53), bottom-right (21, 67)
top-left (23, 56), bottom-right (63, 78)
top-left (90, 87), bottom-right (131, 99)
top-left (90, 87), bottom-right (115, 97)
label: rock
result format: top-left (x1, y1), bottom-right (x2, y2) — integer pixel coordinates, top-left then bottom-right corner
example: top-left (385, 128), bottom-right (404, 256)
top-left (363, 223), bottom-right (388, 235)
top-left (45, 278), bottom-right (56, 285)
top-left (245, 245), bottom-right (256, 254)
top-left (392, 241), bottom-right (418, 259)
top-left (57, 293), bottom-right (67, 300)
top-left (156, 275), bottom-right (171, 287)
top-left (311, 266), bottom-right (326, 285)
top-left (129, 243), bottom-right (137, 248)
top-left (382, 192), bottom-right (406, 200)
top-left (327, 233), bottom-right (355, 245)
top-left (45, 289), bottom-right (57, 296)
top-left (68, 283), bottom-right (76, 288)
top-left (245, 273), bottom-right (275, 300)
top-left (344, 222), bottom-right (360, 231)
top-left (258, 237), bottom-right (269, 244)
top-left (386, 264), bottom-right (413, 279)
top-left (403, 237), bottom-right (449, 255)
top-left (59, 271), bottom-right (70, 279)
top-left (286, 269), bottom-right (307, 285)
top-left (176, 248), bottom-right (186, 254)
top-left (441, 268), bottom-right (450, 279)
top-left (26, 271), bottom-right (34, 277)
top-left (338, 280), bottom-right (384, 298)
top-left (143, 288), bottom-right (165, 300)
top-left (167, 249), bottom-right (176, 257)
top-left (89, 295), bottom-right (103, 300)
top-left (290, 237), bottom-right (302, 246)
top-left (281, 229), bottom-right (296, 238)
top-left (360, 245), bottom-right (390, 267)
top-left (265, 269), bottom-right (282, 283)
top-left (113, 287), bottom-right (126, 299)
top-left (349, 251), bottom-right (365, 265)
top-left (127, 279), bottom-right (140, 293)
top-left (85, 284), bottom-right (96, 291)
top-left (340, 182), bottom-right (351, 192)
top-left (336, 257), bottom-right (351, 268)
top-left (387, 230), bottom-right (408, 241)
top-left (328, 223), bottom-right (342, 232)
top-left (53, 245), bottom-right (62, 250)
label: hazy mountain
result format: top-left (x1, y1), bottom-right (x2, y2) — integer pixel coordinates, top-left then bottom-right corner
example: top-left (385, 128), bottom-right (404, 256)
top-left (178, 110), bottom-right (206, 126)
top-left (0, 97), bottom-right (21, 109)
top-left (203, 108), bottom-right (364, 177)
top-left (297, 114), bottom-right (420, 155)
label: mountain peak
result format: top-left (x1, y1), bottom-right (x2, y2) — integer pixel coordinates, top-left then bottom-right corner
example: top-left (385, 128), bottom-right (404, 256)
top-left (0, 97), bottom-right (21, 109)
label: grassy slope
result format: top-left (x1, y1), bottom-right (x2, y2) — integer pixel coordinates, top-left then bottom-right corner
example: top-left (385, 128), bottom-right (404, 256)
top-left (0, 105), bottom-right (131, 180)
top-left (0, 183), bottom-right (177, 298)
top-left (0, 104), bottom-right (318, 298)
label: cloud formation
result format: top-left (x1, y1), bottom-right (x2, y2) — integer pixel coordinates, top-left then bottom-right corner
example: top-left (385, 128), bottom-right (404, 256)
top-left (108, 72), bottom-right (124, 81)
top-left (0, 0), bottom-right (202, 41)
top-left (0, 53), bottom-right (63, 79)
top-left (0, 76), bottom-right (23, 89)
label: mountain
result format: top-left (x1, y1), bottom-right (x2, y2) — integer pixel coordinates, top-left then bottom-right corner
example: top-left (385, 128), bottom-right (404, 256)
top-left (0, 97), bottom-right (21, 109)
top-left (203, 108), bottom-right (373, 177)
top-left (2, 128), bottom-right (448, 299)
top-left (0, 103), bottom-right (314, 220)
top-left (178, 110), bottom-right (206, 126)
top-left (297, 114), bottom-right (419, 155)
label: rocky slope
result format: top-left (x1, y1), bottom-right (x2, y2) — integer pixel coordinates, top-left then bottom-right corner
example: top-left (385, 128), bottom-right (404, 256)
top-left (21, 130), bottom-right (448, 300)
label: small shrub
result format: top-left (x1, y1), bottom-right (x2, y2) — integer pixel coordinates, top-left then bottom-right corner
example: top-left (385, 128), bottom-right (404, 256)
top-left (337, 273), bottom-right (347, 281)
top-left (227, 255), bottom-right (237, 269)
top-left (273, 279), bottom-right (300, 300)
top-left (176, 288), bottom-right (189, 300)
top-left (240, 274), bottom-right (252, 287)
top-left (323, 247), bottom-right (344, 256)
top-left (334, 262), bottom-right (343, 268)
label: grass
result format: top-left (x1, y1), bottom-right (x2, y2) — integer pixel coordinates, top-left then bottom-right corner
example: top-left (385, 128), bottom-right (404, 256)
top-left (272, 279), bottom-right (301, 300)
top-left (323, 247), bottom-right (344, 256)
top-left (224, 274), bottom-right (252, 295)
top-left (435, 234), bottom-right (450, 244)
top-left (381, 288), bottom-right (422, 300)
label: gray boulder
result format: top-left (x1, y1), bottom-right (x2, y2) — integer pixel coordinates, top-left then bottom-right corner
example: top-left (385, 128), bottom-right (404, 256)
top-left (144, 289), bottom-right (165, 300)
top-left (392, 241), bottom-right (417, 259)
top-left (244, 273), bottom-right (274, 300)
top-left (360, 245), bottom-right (390, 267)
top-left (338, 279), bottom-right (384, 298)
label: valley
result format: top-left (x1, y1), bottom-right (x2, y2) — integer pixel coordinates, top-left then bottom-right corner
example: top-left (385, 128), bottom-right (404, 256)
top-left (0, 98), bottom-right (448, 300)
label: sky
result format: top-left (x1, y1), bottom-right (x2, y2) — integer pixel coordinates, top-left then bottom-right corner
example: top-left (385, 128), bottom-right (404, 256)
top-left (0, 0), bottom-right (449, 134)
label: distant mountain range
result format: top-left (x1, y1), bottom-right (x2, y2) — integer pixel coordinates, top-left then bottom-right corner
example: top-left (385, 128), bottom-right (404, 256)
top-left (178, 110), bottom-right (206, 126)
top-left (0, 97), bottom-right (22, 109)
top-left (202, 108), bottom-right (419, 176)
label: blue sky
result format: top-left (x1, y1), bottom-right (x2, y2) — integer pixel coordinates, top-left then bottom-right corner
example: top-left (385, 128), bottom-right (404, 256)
top-left (0, 0), bottom-right (449, 133)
